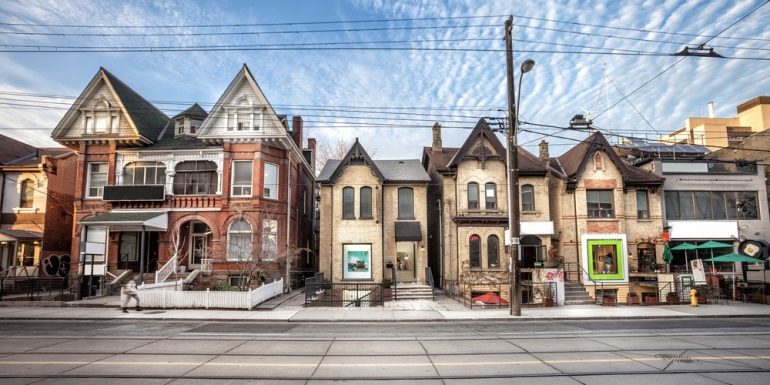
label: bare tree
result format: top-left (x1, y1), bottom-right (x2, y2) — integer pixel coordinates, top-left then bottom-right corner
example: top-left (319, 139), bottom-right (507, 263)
top-left (226, 234), bottom-right (305, 292)
top-left (315, 137), bottom-right (354, 174)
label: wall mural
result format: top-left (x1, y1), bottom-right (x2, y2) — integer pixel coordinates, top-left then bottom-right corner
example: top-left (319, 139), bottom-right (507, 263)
top-left (42, 254), bottom-right (70, 277)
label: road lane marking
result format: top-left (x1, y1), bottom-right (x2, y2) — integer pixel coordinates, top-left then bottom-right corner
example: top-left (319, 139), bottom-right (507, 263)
top-left (1, 355), bottom-right (768, 368)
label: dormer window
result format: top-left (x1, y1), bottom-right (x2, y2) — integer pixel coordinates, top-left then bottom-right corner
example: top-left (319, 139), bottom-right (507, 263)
top-left (82, 99), bottom-right (120, 135)
top-left (176, 118), bottom-right (185, 135)
top-left (226, 97), bottom-right (263, 132)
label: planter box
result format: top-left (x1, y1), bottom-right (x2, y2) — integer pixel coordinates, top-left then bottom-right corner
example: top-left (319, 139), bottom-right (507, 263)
top-left (644, 296), bottom-right (658, 305)
top-left (626, 295), bottom-right (640, 306)
top-left (666, 293), bottom-right (679, 305)
top-left (602, 296), bottom-right (616, 306)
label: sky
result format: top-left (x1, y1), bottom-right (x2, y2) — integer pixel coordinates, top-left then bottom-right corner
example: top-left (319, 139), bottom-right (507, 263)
top-left (0, 0), bottom-right (769, 159)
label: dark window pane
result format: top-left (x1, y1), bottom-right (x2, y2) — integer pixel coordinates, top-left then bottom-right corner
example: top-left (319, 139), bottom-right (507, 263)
top-left (487, 235), bottom-right (499, 268)
top-left (636, 190), bottom-right (649, 219)
top-left (360, 187), bottom-right (372, 218)
top-left (485, 183), bottom-right (497, 210)
top-left (587, 190), bottom-right (614, 218)
top-left (469, 234), bottom-right (480, 268)
top-left (665, 191), bottom-right (679, 220)
top-left (738, 191), bottom-right (759, 219)
top-left (398, 188), bottom-right (414, 219)
top-left (710, 192), bottom-right (726, 219)
top-left (342, 187), bottom-right (355, 219)
top-left (468, 183), bottom-right (479, 209)
top-left (678, 191), bottom-right (695, 219)
top-left (522, 184), bottom-right (535, 211)
top-left (694, 191), bottom-right (711, 219)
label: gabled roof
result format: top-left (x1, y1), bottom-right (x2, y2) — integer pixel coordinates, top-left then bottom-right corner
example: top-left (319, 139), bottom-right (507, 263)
top-left (196, 64), bottom-right (287, 138)
top-left (447, 118), bottom-right (506, 168)
top-left (317, 138), bottom-right (383, 183)
top-left (51, 67), bottom-right (169, 142)
top-left (558, 131), bottom-right (663, 186)
top-left (424, 118), bottom-right (548, 176)
top-left (172, 103), bottom-right (208, 120)
top-left (317, 139), bottom-right (431, 184)
top-left (0, 134), bottom-right (36, 165)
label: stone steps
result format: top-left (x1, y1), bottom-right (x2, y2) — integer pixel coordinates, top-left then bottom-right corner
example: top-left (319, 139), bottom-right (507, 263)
top-left (394, 283), bottom-right (435, 300)
top-left (562, 282), bottom-right (596, 305)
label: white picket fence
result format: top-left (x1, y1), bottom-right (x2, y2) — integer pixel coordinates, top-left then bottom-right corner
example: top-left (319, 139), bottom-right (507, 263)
top-left (134, 278), bottom-right (283, 310)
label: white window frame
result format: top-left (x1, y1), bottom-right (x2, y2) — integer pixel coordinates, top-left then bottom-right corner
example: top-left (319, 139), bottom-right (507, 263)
top-left (227, 220), bottom-right (253, 261)
top-left (263, 162), bottom-right (278, 200)
top-left (86, 162), bottom-right (108, 198)
top-left (231, 160), bottom-right (253, 197)
top-left (225, 98), bottom-right (263, 132)
top-left (261, 219), bottom-right (278, 261)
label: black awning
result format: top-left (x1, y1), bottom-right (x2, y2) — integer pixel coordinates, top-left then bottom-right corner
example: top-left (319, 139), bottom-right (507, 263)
top-left (395, 221), bottom-right (422, 242)
top-left (103, 185), bottom-right (165, 202)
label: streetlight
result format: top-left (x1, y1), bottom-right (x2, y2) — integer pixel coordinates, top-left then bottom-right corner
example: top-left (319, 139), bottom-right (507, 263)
top-left (505, 16), bottom-right (535, 316)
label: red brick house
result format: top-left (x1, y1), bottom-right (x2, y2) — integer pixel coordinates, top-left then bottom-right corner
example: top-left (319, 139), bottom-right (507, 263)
top-left (0, 135), bottom-right (76, 277)
top-left (51, 65), bottom-right (316, 293)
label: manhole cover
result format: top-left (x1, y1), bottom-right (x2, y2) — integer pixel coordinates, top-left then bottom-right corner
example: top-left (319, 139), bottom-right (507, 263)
top-left (141, 311), bottom-right (166, 315)
top-left (655, 353), bottom-right (698, 364)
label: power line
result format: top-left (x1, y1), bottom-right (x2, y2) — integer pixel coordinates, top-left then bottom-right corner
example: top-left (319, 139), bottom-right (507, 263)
top-left (0, 23), bottom-right (499, 37)
top-left (0, 15), bottom-right (506, 29)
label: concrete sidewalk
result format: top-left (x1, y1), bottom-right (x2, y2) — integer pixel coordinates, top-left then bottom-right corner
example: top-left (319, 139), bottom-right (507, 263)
top-left (0, 290), bottom-right (769, 322)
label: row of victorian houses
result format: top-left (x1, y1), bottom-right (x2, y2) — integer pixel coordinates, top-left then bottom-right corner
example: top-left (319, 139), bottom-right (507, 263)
top-left (2, 65), bottom-right (769, 305)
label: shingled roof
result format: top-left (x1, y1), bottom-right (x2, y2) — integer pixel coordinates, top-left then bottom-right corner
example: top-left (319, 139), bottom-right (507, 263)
top-left (317, 139), bottom-right (429, 184)
top-left (172, 103), bottom-right (208, 120)
top-left (101, 68), bottom-right (169, 141)
top-left (557, 131), bottom-right (663, 187)
top-left (0, 134), bottom-right (36, 165)
top-left (424, 118), bottom-right (548, 175)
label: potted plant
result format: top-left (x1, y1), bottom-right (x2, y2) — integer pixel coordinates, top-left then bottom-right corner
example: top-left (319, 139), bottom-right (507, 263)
top-left (666, 291), bottom-right (679, 304)
top-left (644, 295), bottom-right (659, 305)
top-left (626, 292), bottom-right (640, 305)
top-left (602, 295), bottom-right (616, 306)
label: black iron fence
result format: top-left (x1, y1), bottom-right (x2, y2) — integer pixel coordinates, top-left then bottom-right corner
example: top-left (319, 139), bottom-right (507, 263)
top-left (304, 280), bottom-right (384, 307)
top-left (1, 274), bottom-right (73, 301)
top-left (452, 281), bottom-right (558, 308)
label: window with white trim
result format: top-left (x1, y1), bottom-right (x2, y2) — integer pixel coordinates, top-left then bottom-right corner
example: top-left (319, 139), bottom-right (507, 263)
top-left (20, 179), bottom-right (34, 208)
top-left (123, 161), bottom-right (166, 185)
top-left (227, 220), bottom-right (252, 261)
top-left (261, 219), bottom-right (278, 261)
top-left (82, 100), bottom-right (120, 134)
top-left (263, 162), bottom-right (278, 199)
top-left (231, 160), bottom-right (253, 196)
top-left (86, 162), bottom-right (108, 198)
top-left (173, 161), bottom-right (217, 195)
top-left (226, 97), bottom-right (263, 131)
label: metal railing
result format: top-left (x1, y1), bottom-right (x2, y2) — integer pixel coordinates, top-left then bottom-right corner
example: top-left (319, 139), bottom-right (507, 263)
top-left (1, 268), bottom-right (74, 301)
top-left (155, 255), bottom-right (177, 283)
top-left (563, 262), bottom-right (603, 305)
top-left (455, 281), bottom-right (558, 308)
top-left (390, 265), bottom-right (397, 301)
top-left (424, 266), bottom-right (435, 301)
top-left (304, 279), bottom-right (383, 307)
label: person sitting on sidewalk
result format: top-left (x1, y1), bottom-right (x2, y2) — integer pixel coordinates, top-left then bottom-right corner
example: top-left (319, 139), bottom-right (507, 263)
top-left (121, 277), bottom-right (142, 313)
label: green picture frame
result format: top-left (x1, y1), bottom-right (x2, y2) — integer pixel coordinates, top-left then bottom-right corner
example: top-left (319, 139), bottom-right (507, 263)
top-left (587, 238), bottom-right (625, 281)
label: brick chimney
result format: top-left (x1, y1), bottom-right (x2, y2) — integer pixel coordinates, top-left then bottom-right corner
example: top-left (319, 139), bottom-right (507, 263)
top-left (539, 140), bottom-right (550, 162)
top-left (432, 122), bottom-right (442, 152)
top-left (304, 137), bottom-right (317, 176)
top-left (307, 137), bottom-right (316, 152)
top-left (291, 116), bottom-right (303, 147)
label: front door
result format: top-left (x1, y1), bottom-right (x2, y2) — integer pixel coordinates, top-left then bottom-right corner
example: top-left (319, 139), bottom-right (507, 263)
top-left (396, 242), bottom-right (416, 283)
top-left (189, 221), bottom-right (211, 268)
top-left (119, 232), bottom-right (140, 271)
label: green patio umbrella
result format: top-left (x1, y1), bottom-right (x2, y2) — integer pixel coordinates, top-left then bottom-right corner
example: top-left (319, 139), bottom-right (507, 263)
top-left (703, 253), bottom-right (764, 300)
top-left (662, 243), bottom-right (673, 273)
top-left (670, 242), bottom-right (698, 272)
top-left (696, 240), bottom-right (735, 272)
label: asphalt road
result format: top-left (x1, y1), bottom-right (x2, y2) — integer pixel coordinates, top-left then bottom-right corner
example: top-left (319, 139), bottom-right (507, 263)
top-left (1, 318), bottom-right (769, 384)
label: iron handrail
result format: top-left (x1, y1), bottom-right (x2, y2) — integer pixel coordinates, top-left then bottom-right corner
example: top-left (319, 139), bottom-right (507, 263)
top-left (424, 266), bottom-right (435, 301)
top-left (563, 261), bottom-right (603, 305)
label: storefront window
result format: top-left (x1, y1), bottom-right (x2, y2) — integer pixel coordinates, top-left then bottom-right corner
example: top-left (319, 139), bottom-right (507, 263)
top-left (586, 238), bottom-right (624, 280)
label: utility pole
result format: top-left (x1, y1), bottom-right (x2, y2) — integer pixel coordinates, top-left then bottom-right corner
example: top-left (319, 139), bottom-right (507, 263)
top-left (504, 16), bottom-right (521, 316)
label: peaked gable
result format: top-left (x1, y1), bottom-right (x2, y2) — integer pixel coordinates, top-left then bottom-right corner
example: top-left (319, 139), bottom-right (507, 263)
top-left (51, 68), bottom-right (168, 146)
top-left (197, 64), bottom-right (288, 140)
top-left (447, 118), bottom-right (506, 168)
top-left (558, 131), bottom-right (663, 187)
top-left (317, 138), bottom-right (384, 184)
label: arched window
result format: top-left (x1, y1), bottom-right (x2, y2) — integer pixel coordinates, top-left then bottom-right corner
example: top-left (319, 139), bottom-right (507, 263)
top-left (20, 179), bottom-right (34, 208)
top-left (521, 235), bottom-right (543, 269)
top-left (227, 220), bottom-right (252, 260)
top-left (360, 187), bottom-right (372, 219)
top-left (594, 152), bottom-right (605, 171)
top-left (342, 187), bottom-right (355, 219)
top-left (521, 184), bottom-right (535, 211)
top-left (468, 182), bottom-right (479, 209)
top-left (485, 183), bottom-right (497, 210)
top-left (469, 234), bottom-right (481, 268)
top-left (398, 187), bottom-right (414, 219)
top-left (487, 235), bottom-right (500, 268)
top-left (123, 162), bottom-right (166, 186)
top-left (173, 161), bottom-right (217, 195)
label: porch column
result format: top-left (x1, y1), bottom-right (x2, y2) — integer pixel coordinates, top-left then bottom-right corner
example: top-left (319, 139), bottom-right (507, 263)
top-left (139, 227), bottom-right (146, 284)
